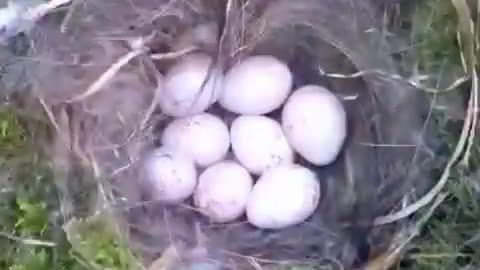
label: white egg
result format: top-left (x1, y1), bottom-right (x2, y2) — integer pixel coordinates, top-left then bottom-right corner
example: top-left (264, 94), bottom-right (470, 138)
top-left (159, 53), bottom-right (224, 117)
top-left (194, 161), bottom-right (253, 223)
top-left (282, 85), bottom-right (347, 166)
top-left (246, 164), bottom-right (320, 229)
top-left (142, 147), bottom-right (197, 203)
top-left (161, 113), bottom-right (230, 167)
top-left (230, 116), bottom-right (294, 175)
top-left (219, 55), bottom-right (293, 115)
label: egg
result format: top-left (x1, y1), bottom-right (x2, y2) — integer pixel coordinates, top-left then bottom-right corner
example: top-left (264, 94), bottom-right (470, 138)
top-left (246, 164), bottom-right (320, 229)
top-left (194, 161), bottom-right (253, 223)
top-left (159, 53), bottom-right (224, 117)
top-left (161, 113), bottom-right (230, 167)
top-left (142, 147), bottom-right (197, 203)
top-left (282, 85), bottom-right (347, 166)
top-left (230, 115), bottom-right (294, 175)
top-left (219, 55), bottom-right (293, 115)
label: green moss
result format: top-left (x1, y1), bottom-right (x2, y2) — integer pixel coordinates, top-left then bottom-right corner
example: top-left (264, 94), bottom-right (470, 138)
top-left (0, 109), bottom-right (28, 161)
top-left (65, 216), bottom-right (141, 270)
top-left (0, 108), bottom-right (139, 270)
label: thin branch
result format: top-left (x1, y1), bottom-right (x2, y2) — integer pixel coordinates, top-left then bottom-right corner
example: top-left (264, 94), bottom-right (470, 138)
top-left (461, 66), bottom-right (479, 165)
top-left (60, 0), bottom-right (81, 33)
top-left (150, 46), bottom-right (198, 60)
top-left (26, 0), bottom-right (73, 22)
top-left (66, 48), bottom-right (147, 103)
top-left (317, 67), bottom-right (469, 94)
top-left (357, 142), bottom-right (417, 148)
top-left (0, 231), bottom-right (57, 247)
top-left (38, 96), bottom-right (60, 133)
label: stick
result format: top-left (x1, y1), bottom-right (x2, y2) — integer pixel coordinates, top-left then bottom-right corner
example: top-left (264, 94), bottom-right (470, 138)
top-left (0, 231), bottom-right (57, 247)
top-left (66, 48), bottom-right (146, 103)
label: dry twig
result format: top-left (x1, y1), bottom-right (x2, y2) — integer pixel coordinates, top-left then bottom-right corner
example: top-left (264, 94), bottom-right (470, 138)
top-left (67, 47), bottom-right (147, 103)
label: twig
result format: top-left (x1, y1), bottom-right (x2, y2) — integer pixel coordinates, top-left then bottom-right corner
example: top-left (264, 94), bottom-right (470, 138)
top-left (26, 0), bottom-right (73, 22)
top-left (38, 96), bottom-right (60, 133)
top-left (338, 94), bottom-right (359, 100)
top-left (150, 46), bottom-right (198, 60)
top-left (110, 161), bottom-right (136, 178)
top-left (317, 67), bottom-right (469, 94)
top-left (461, 59), bottom-right (479, 165)
top-left (451, 0), bottom-right (479, 165)
top-left (137, 0), bottom-right (176, 27)
top-left (248, 258), bottom-right (264, 270)
top-left (87, 150), bottom-right (101, 178)
top-left (60, 0), bottom-right (81, 33)
top-left (217, 0), bottom-right (235, 59)
top-left (220, 250), bottom-right (301, 265)
top-left (138, 52), bottom-right (168, 130)
top-left (66, 48), bottom-right (147, 103)
top-left (89, 128), bottom-right (138, 151)
top-left (357, 143), bottom-right (417, 148)
top-left (408, 253), bottom-right (469, 259)
top-left (0, 231), bottom-right (57, 247)
top-left (231, 15), bottom-right (268, 58)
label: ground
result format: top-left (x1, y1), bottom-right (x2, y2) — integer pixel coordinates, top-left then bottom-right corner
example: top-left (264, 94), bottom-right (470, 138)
top-left (0, 0), bottom-right (479, 269)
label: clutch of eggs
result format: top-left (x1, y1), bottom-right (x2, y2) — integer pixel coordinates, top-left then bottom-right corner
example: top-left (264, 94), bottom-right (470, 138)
top-left (143, 51), bottom-right (347, 229)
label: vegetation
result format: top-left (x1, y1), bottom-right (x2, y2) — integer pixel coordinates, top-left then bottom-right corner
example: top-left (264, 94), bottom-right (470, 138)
top-left (397, 0), bottom-right (480, 269)
top-left (0, 108), bottom-right (138, 270)
top-left (0, 0), bottom-right (478, 269)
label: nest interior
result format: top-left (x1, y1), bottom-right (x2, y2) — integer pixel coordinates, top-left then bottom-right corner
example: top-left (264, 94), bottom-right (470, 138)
top-left (0, 0), bottom-right (439, 269)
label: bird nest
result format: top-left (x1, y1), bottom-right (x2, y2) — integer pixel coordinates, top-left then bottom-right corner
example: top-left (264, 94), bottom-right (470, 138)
top-left (0, 0), bottom-right (458, 269)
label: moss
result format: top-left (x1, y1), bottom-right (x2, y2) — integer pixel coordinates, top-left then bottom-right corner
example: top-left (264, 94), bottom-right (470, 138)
top-left (0, 108), bottom-right (139, 270)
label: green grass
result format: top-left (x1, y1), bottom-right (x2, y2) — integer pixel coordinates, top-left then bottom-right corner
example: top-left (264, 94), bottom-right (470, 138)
top-left (396, 0), bottom-right (480, 269)
top-left (0, 108), bottom-right (139, 270)
top-left (398, 177), bottom-right (480, 270)
top-left (411, 0), bottom-right (463, 78)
